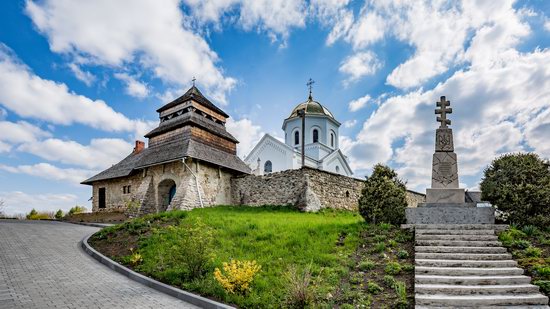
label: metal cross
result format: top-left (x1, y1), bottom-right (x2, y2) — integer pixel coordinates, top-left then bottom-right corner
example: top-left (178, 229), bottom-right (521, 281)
top-left (192, 76), bottom-right (196, 87)
top-left (435, 96), bottom-right (452, 128)
top-left (306, 78), bottom-right (315, 97)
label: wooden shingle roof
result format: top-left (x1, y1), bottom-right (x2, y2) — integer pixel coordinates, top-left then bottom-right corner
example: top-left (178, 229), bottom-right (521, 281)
top-left (156, 86), bottom-right (229, 118)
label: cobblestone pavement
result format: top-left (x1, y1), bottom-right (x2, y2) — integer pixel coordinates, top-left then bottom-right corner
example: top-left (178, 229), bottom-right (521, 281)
top-left (0, 220), bottom-right (198, 309)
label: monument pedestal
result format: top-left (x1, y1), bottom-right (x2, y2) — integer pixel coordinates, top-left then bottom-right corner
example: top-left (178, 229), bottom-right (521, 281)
top-left (405, 96), bottom-right (495, 225)
top-left (406, 203), bottom-right (495, 224)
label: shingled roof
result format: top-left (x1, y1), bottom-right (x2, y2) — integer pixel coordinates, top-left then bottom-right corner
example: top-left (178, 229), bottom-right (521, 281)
top-left (81, 139), bottom-right (250, 185)
top-left (156, 86), bottom-right (229, 118)
top-left (144, 112), bottom-right (238, 142)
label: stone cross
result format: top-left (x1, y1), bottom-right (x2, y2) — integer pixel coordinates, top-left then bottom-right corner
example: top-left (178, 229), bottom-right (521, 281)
top-left (192, 76), bottom-right (196, 87)
top-left (435, 96), bottom-right (452, 128)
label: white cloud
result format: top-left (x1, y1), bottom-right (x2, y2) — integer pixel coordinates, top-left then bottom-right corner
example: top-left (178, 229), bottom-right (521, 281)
top-left (345, 11), bottom-right (385, 49)
top-left (0, 163), bottom-right (95, 184)
top-left (345, 48), bottom-right (550, 191)
top-left (226, 117), bottom-right (264, 157)
top-left (0, 191), bottom-right (80, 216)
top-left (339, 51), bottom-right (381, 84)
top-left (114, 73), bottom-right (149, 99)
top-left (343, 119), bottom-right (357, 128)
top-left (0, 141), bottom-right (11, 153)
top-left (0, 44), bottom-right (149, 134)
top-left (68, 63), bottom-right (95, 86)
top-left (26, 0), bottom-right (236, 104)
top-left (348, 94), bottom-right (371, 112)
top-left (183, 0), bottom-right (307, 45)
top-left (545, 20), bottom-right (550, 32)
top-left (18, 138), bottom-right (133, 170)
top-left (0, 121), bottom-right (50, 144)
top-left (0, 107), bottom-right (7, 119)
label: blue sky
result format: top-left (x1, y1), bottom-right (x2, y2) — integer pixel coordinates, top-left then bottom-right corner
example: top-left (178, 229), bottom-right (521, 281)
top-left (0, 0), bottom-right (549, 215)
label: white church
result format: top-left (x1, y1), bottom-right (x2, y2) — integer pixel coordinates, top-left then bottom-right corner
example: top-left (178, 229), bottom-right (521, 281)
top-left (245, 87), bottom-right (353, 176)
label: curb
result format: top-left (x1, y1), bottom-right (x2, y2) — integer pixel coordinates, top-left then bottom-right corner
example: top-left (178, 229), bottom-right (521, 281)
top-left (81, 234), bottom-right (235, 309)
top-left (66, 221), bottom-right (116, 228)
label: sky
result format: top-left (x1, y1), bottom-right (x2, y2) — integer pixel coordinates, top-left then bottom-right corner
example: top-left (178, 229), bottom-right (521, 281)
top-left (0, 0), bottom-right (549, 215)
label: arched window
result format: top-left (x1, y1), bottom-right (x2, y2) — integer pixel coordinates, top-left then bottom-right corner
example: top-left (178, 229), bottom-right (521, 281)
top-left (264, 160), bottom-right (272, 173)
top-left (330, 133), bottom-right (335, 147)
top-left (336, 166), bottom-right (340, 173)
top-left (294, 131), bottom-right (299, 145)
top-left (313, 129), bottom-right (319, 143)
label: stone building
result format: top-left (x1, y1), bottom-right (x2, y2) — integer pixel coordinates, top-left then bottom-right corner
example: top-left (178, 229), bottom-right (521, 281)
top-left (81, 85), bottom-right (250, 214)
top-left (244, 90), bottom-right (353, 176)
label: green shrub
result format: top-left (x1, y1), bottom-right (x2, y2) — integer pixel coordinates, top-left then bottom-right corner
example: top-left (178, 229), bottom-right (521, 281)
top-left (371, 242), bottom-right (386, 253)
top-left (393, 281), bottom-right (408, 308)
top-left (68, 205), bottom-right (87, 216)
top-left (534, 266), bottom-right (550, 279)
top-left (522, 225), bottom-right (539, 237)
top-left (366, 281), bottom-right (383, 294)
top-left (385, 262), bottom-right (402, 275)
top-left (524, 246), bottom-right (542, 258)
top-left (54, 209), bottom-right (64, 219)
top-left (373, 235), bottom-right (387, 242)
top-left (511, 239), bottom-right (531, 250)
top-left (379, 223), bottom-right (392, 230)
top-left (358, 260), bottom-right (376, 271)
top-left (383, 275), bottom-right (397, 288)
top-left (387, 239), bottom-right (398, 248)
top-left (397, 250), bottom-right (409, 259)
top-left (480, 153), bottom-right (550, 227)
top-left (26, 209), bottom-right (52, 220)
top-left (26, 209), bottom-right (38, 220)
top-left (401, 263), bottom-right (414, 272)
top-left (534, 280), bottom-right (550, 294)
top-left (138, 218), bottom-right (213, 280)
top-left (340, 304), bottom-right (355, 309)
top-left (358, 164), bottom-right (408, 225)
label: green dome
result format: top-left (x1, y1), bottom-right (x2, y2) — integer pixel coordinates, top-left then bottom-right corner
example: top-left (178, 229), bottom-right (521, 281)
top-left (288, 97), bottom-right (335, 119)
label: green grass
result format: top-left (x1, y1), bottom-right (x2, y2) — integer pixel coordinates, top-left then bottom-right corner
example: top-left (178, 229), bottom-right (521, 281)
top-left (91, 206), bottom-right (364, 308)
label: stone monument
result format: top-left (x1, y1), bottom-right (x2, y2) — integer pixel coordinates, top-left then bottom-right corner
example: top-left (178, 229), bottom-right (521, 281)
top-left (405, 96), bottom-right (495, 224)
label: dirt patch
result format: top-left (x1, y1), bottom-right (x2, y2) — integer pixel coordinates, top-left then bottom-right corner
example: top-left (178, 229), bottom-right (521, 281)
top-left (65, 211), bottom-right (127, 223)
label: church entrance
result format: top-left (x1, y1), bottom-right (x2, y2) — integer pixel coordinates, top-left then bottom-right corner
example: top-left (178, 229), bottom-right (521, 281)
top-left (158, 179), bottom-right (177, 212)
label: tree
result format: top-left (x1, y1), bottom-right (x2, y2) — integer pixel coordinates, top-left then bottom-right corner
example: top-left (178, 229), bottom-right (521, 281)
top-left (358, 164), bottom-right (408, 225)
top-left (68, 205), bottom-right (87, 216)
top-left (26, 209), bottom-right (38, 220)
top-left (55, 209), bottom-right (64, 220)
top-left (480, 153), bottom-right (550, 227)
top-left (0, 199), bottom-right (5, 217)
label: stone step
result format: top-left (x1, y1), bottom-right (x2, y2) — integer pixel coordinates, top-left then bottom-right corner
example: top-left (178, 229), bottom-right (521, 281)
top-left (415, 275), bottom-right (532, 285)
top-left (416, 266), bottom-right (524, 276)
top-left (416, 246), bottom-right (508, 254)
top-left (416, 234), bottom-right (498, 241)
top-left (416, 240), bottom-right (502, 247)
top-left (415, 294), bottom-right (549, 306)
top-left (416, 284), bottom-right (541, 295)
top-left (415, 259), bottom-right (517, 268)
top-left (413, 224), bottom-right (508, 231)
top-left (416, 253), bottom-right (512, 260)
top-left (415, 229), bottom-right (496, 235)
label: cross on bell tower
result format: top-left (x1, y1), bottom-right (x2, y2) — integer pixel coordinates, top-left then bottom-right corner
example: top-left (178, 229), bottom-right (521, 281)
top-left (435, 96), bottom-right (452, 128)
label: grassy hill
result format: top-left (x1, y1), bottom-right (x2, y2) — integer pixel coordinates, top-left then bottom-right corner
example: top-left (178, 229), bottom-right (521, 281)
top-left (89, 206), bottom-right (414, 308)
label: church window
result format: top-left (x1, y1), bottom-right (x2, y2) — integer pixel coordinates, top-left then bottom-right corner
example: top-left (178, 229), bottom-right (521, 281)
top-left (313, 129), bottom-right (319, 143)
top-left (331, 132), bottom-right (335, 147)
top-left (336, 166), bottom-right (340, 173)
top-left (264, 160), bottom-right (272, 173)
top-left (294, 131), bottom-right (299, 145)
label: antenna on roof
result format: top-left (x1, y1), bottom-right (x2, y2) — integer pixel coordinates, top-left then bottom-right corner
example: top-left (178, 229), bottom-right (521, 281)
top-left (307, 78), bottom-right (315, 100)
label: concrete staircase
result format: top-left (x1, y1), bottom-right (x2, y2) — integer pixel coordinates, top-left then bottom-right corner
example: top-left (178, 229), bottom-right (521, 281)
top-left (413, 224), bottom-right (549, 308)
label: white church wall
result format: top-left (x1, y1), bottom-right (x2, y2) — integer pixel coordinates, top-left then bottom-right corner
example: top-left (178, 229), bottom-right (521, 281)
top-left (244, 135), bottom-right (293, 175)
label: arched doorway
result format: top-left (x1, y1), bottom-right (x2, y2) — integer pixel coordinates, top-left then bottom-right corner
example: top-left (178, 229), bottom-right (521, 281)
top-left (158, 179), bottom-right (176, 212)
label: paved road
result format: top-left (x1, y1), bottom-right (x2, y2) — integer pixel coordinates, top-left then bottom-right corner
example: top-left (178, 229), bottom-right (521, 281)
top-left (0, 220), bottom-right (198, 309)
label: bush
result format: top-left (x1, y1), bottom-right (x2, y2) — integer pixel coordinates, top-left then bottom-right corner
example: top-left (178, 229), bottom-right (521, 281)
top-left (26, 209), bottom-right (38, 219)
top-left (393, 281), bottom-right (408, 308)
top-left (358, 260), bottom-right (376, 271)
top-left (522, 225), bottom-right (539, 236)
top-left (214, 259), bottom-right (261, 295)
top-left (534, 280), bottom-right (550, 294)
top-left (383, 275), bottom-right (397, 288)
top-left (397, 250), bottom-right (409, 259)
top-left (283, 265), bottom-right (316, 308)
top-left (68, 205), bottom-right (87, 216)
top-left (367, 281), bottom-right (383, 294)
top-left (54, 209), bottom-right (64, 220)
top-left (480, 153), bottom-right (550, 227)
top-left (358, 164), bottom-right (408, 225)
top-left (385, 262), bottom-right (402, 275)
top-left (139, 218), bottom-right (214, 280)
top-left (524, 246), bottom-right (542, 258)
top-left (26, 209), bottom-right (52, 220)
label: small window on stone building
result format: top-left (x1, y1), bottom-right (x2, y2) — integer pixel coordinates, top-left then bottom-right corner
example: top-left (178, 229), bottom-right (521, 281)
top-left (127, 185), bottom-right (131, 194)
top-left (294, 131), bottom-right (299, 145)
top-left (313, 129), bottom-right (319, 143)
top-left (346, 191), bottom-right (350, 198)
top-left (98, 188), bottom-right (106, 209)
top-left (264, 160), bottom-right (272, 173)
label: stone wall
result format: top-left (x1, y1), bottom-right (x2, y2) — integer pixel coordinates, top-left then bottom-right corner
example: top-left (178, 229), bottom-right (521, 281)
top-left (91, 158), bottom-right (236, 215)
top-left (231, 167), bottom-right (425, 211)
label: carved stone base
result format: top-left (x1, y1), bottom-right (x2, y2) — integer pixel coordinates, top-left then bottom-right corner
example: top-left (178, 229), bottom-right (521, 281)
top-left (426, 188), bottom-right (465, 203)
top-left (406, 205), bottom-right (495, 224)
top-left (432, 152), bottom-right (459, 188)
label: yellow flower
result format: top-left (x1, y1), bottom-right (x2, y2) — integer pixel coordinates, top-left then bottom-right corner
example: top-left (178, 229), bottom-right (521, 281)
top-left (214, 259), bottom-right (261, 295)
